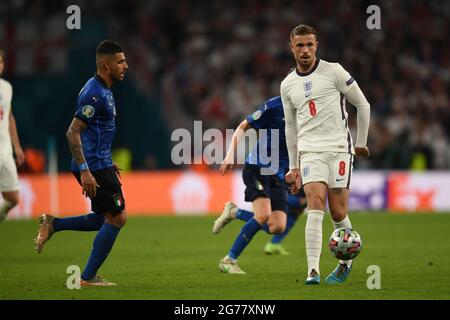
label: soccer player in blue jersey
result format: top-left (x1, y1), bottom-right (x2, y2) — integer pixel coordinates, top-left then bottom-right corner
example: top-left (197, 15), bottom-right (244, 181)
top-left (214, 96), bottom-right (297, 274)
top-left (34, 40), bottom-right (128, 286)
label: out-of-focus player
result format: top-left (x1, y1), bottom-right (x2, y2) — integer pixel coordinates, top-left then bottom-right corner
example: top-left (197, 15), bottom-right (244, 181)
top-left (214, 96), bottom-right (290, 274)
top-left (217, 190), bottom-right (306, 256)
top-left (0, 49), bottom-right (25, 223)
top-left (281, 25), bottom-right (370, 284)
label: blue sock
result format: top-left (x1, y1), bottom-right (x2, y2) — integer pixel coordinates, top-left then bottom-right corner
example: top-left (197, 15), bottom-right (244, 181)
top-left (53, 213), bottom-right (105, 232)
top-left (271, 211), bottom-right (298, 244)
top-left (81, 223), bottom-right (121, 280)
top-left (236, 209), bottom-right (270, 234)
top-left (228, 218), bottom-right (261, 260)
top-left (236, 209), bottom-right (253, 222)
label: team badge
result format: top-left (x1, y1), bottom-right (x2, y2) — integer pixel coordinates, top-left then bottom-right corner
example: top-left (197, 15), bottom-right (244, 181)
top-left (81, 105), bottom-right (95, 118)
top-left (113, 193), bottom-right (123, 207)
top-left (252, 110), bottom-right (262, 120)
top-left (302, 166), bottom-right (310, 177)
top-left (303, 81), bottom-right (313, 97)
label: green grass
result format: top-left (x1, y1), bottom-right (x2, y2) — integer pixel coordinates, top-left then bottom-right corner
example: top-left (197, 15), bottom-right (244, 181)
top-left (1, 213), bottom-right (450, 299)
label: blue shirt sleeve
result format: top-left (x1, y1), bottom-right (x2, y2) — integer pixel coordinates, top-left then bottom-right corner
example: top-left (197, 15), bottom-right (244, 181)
top-left (74, 92), bottom-right (104, 124)
top-left (246, 104), bottom-right (271, 129)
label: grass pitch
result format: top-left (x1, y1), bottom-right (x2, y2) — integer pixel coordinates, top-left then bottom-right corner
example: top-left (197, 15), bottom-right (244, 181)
top-left (0, 213), bottom-right (449, 300)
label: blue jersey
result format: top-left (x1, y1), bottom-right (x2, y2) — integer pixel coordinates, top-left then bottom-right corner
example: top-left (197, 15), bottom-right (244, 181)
top-left (71, 75), bottom-right (116, 172)
top-left (245, 96), bottom-right (289, 180)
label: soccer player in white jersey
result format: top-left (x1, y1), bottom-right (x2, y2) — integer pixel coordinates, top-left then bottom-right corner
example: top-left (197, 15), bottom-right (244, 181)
top-left (0, 49), bottom-right (25, 223)
top-left (281, 25), bottom-right (370, 284)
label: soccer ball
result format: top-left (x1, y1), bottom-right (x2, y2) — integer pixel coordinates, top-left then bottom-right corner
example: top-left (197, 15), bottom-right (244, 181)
top-left (328, 228), bottom-right (362, 260)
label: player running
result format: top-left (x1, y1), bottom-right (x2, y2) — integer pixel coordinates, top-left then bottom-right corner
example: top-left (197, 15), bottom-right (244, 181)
top-left (214, 190), bottom-right (306, 256)
top-left (281, 25), bottom-right (370, 284)
top-left (214, 96), bottom-right (293, 274)
top-left (0, 49), bottom-right (25, 223)
top-left (34, 40), bottom-right (128, 287)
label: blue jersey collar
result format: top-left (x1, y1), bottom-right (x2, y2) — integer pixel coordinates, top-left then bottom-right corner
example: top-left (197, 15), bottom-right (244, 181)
top-left (95, 74), bottom-right (110, 89)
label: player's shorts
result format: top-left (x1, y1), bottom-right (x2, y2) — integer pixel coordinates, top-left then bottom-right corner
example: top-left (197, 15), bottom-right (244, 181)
top-left (0, 155), bottom-right (20, 192)
top-left (299, 152), bottom-right (354, 189)
top-left (73, 166), bottom-right (125, 216)
top-left (242, 164), bottom-right (288, 213)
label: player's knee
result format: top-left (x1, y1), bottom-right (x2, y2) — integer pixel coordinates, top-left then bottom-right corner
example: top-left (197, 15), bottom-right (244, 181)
top-left (116, 213), bottom-right (127, 227)
top-left (253, 199), bottom-right (271, 224)
top-left (255, 212), bottom-right (270, 225)
top-left (270, 223), bottom-right (286, 234)
top-left (2, 194), bottom-right (19, 207)
top-left (105, 212), bottom-right (127, 228)
top-left (308, 194), bottom-right (326, 209)
top-left (9, 198), bottom-right (19, 207)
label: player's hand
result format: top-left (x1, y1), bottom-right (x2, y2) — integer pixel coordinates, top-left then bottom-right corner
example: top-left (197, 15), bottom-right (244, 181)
top-left (113, 163), bottom-right (122, 179)
top-left (355, 146), bottom-right (370, 158)
top-left (220, 156), bottom-right (235, 175)
top-left (80, 170), bottom-right (99, 199)
top-left (14, 147), bottom-right (25, 167)
top-left (285, 169), bottom-right (301, 194)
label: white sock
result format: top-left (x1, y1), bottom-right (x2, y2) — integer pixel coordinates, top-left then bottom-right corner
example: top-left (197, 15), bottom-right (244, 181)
top-left (0, 199), bottom-right (15, 222)
top-left (332, 215), bottom-right (353, 268)
top-left (305, 210), bottom-right (324, 275)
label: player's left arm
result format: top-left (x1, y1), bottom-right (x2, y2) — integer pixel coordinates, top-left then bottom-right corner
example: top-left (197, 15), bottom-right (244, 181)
top-left (335, 64), bottom-right (370, 157)
top-left (8, 107), bottom-right (25, 166)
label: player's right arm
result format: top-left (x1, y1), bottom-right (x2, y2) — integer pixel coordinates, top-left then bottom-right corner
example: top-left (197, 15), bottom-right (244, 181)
top-left (66, 118), bottom-right (98, 198)
top-left (281, 82), bottom-right (301, 192)
top-left (220, 119), bottom-right (251, 175)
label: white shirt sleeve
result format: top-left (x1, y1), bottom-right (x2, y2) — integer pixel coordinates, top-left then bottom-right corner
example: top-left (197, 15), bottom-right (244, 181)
top-left (281, 82), bottom-right (299, 170)
top-left (344, 83), bottom-right (370, 148)
top-left (335, 63), bottom-right (357, 94)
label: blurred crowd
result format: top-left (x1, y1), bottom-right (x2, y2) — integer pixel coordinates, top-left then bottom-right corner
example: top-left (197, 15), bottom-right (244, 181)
top-left (1, 0), bottom-right (449, 170)
top-left (120, 0), bottom-right (450, 170)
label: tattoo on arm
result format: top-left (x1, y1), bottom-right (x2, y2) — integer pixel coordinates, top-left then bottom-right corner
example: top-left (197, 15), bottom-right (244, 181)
top-left (66, 118), bottom-right (88, 165)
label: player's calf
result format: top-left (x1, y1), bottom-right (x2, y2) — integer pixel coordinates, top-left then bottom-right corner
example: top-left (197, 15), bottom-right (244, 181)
top-left (0, 199), bottom-right (16, 223)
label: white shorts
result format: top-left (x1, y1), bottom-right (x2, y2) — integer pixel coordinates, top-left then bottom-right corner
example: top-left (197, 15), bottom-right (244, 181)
top-left (0, 155), bottom-right (20, 192)
top-left (300, 152), bottom-right (354, 189)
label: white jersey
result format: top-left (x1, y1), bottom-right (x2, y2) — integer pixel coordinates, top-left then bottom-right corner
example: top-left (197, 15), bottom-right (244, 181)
top-left (281, 59), bottom-right (358, 155)
top-left (0, 78), bottom-right (13, 156)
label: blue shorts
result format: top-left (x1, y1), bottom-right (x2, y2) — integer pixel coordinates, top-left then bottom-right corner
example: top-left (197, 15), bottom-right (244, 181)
top-left (242, 164), bottom-right (288, 214)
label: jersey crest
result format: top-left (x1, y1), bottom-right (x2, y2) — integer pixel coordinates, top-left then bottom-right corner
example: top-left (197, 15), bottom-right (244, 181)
top-left (303, 81), bottom-right (313, 97)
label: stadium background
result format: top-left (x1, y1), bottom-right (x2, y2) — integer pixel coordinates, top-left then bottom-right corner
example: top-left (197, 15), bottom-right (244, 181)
top-left (1, 0), bottom-right (450, 301)
top-left (0, 0), bottom-right (448, 217)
